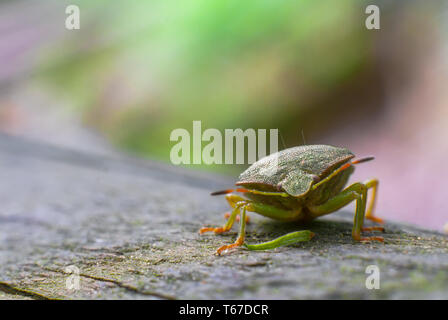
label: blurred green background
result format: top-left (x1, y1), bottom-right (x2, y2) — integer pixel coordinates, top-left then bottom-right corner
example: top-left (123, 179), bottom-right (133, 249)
top-left (0, 0), bottom-right (447, 230)
top-left (34, 0), bottom-right (380, 173)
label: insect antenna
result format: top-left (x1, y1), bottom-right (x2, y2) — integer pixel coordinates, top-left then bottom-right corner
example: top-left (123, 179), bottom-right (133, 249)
top-left (351, 156), bottom-right (375, 164)
top-left (335, 156), bottom-right (375, 173)
top-left (301, 129), bottom-right (307, 145)
top-left (210, 188), bottom-right (249, 196)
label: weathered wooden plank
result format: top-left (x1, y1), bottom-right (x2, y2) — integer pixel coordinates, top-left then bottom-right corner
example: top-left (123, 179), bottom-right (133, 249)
top-left (0, 134), bottom-right (447, 299)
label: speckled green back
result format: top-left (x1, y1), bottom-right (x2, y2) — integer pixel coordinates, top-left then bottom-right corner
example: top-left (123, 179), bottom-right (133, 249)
top-left (236, 145), bottom-right (354, 197)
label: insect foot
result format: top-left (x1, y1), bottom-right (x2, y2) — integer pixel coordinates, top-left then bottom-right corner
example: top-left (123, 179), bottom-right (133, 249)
top-left (366, 216), bottom-right (385, 224)
top-left (199, 226), bottom-right (229, 234)
top-left (358, 236), bottom-right (385, 243)
top-left (216, 238), bottom-right (244, 256)
top-left (361, 226), bottom-right (385, 232)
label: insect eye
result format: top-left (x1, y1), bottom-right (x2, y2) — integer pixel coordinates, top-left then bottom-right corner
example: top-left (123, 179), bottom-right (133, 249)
top-left (312, 175), bottom-right (320, 183)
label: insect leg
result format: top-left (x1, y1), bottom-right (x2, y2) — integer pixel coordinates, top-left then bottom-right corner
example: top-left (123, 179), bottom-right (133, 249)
top-left (224, 194), bottom-right (250, 223)
top-left (199, 201), bottom-right (242, 234)
top-left (364, 179), bottom-right (384, 224)
top-left (361, 226), bottom-right (385, 232)
top-left (221, 202), bottom-right (313, 252)
top-left (224, 212), bottom-right (250, 223)
top-left (347, 182), bottom-right (384, 242)
top-left (308, 183), bottom-right (384, 242)
top-left (225, 194), bottom-right (247, 208)
top-left (244, 230), bottom-right (314, 251)
top-left (216, 203), bottom-right (249, 255)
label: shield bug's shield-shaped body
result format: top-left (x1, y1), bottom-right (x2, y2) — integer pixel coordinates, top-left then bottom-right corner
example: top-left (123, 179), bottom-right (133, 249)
top-left (200, 145), bottom-right (384, 255)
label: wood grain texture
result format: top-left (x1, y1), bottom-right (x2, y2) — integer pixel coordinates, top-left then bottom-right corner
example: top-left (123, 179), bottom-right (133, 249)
top-left (0, 134), bottom-right (447, 299)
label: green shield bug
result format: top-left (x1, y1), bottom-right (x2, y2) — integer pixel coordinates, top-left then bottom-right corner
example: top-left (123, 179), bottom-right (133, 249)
top-left (199, 145), bottom-right (384, 255)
